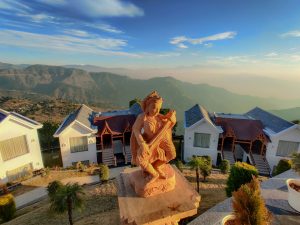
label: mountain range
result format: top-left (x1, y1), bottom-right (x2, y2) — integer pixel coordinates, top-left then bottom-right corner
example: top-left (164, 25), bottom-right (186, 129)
top-left (0, 62), bottom-right (299, 134)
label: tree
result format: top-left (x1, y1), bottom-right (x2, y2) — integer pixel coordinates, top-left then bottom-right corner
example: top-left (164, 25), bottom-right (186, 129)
top-left (129, 98), bottom-right (141, 107)
top-left (49, 182), bottom-right (85, 225)
top-left (188, 156), bottom-right (211, 192)
top-left (188, 156), bottom-right (202, 193)
top-left (38, 121), bottom-right (59, 150)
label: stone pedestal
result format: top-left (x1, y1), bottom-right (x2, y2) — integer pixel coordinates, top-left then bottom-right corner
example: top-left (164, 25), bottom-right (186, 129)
top-left (129, 164), bottom-right (175, 197)
top-left (117, 166), bottom-right (201, 225)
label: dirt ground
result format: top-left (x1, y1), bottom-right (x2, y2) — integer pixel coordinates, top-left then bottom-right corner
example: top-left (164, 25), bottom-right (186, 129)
top-left (2, 181), bottom-right (119, 225)
top-left (11, 170), bottom-right (90, 197)
top-left (2, 168), bottom-right (231, 225)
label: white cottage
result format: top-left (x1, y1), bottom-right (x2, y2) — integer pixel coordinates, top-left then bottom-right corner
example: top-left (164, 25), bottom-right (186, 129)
top-left (184, 105), bottom-right (223, 166)
top-left (54, 104), bottom-right (142, 168)
top-left (0, 108), bottom-right (44, 183)
top-left (184, 105), bottom-right (300, 175)
top-left (53, 104), bottom-right (98, 167)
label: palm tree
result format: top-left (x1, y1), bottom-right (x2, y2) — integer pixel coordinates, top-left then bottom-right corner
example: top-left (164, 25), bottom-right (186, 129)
top-left (49, 182), bottom-right (85, 225)
top-left (188, 156), bottom-right (202, 193)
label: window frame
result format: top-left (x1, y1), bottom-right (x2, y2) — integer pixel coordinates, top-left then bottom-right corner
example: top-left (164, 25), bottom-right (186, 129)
top-left (0, 135), bottom-right (30, 161)
top-left (193, 132), bottom-right (211, 148)
top-left (69, 136), bottom-right (89, 153)
top-left (276, 140), bottom-right (300, 157)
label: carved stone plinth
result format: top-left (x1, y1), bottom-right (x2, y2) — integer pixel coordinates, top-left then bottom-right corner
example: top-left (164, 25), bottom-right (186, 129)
top-left (117, 166), bottom-right (201, 225)
top-left (129, 164), bottom-right (175, 197)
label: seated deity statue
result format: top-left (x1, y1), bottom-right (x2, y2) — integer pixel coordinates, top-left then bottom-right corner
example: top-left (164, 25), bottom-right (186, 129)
top-left (130, 91), bottom-right (176, 184)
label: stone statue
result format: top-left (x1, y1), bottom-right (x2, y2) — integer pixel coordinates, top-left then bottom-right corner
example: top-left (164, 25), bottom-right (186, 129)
top-left (130, 91), bottom-right (176, 185)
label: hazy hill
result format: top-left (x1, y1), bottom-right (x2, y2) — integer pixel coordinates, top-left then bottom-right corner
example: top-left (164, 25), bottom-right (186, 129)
top-left (270, 107), bottom-right (300, 122)
top-left (1, 64), bottom-right (300, 134)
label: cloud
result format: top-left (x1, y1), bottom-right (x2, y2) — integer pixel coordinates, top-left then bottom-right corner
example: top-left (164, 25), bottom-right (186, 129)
top-left (265, 52), bottom-right (278, 57)
top-left (63, 29), bottom-right (89, 37)
top-left (88, 24), bottom-right (123, 34)
top-left (281, 30), bottom-right (300, 38)
top-left (0, 30), bottom-right (139, 57)
top-left (170, 31), bottom-right (237, 49)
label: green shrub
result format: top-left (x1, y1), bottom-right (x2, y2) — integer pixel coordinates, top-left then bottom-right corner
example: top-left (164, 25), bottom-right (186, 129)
top-left (219, 160), bottom-right (230, 174)
top-left (273, 159), bottom-right (291, 176)
top-left (291, 153), bottom-right (300, 175)
top-left (47, 180), bottom-right (63, 200)
top-left (175, 160), bottom-right (184, 172)
top-left (232, 177), bottom-right (272, 225)
top-left (226, 162), bottom-right (258, 197)
top-left (199, 157), bottom-right (212, 182)
top-left (99, 164), bottom-right (110, 182)
top-left (0, 194), bottom-right (16, 222)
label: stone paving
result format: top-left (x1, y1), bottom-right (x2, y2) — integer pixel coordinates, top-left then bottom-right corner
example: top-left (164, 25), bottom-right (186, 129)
top-left (15, 165), bottom-right (129, 209)
top-left (189, 170), bottom-right (300, 225)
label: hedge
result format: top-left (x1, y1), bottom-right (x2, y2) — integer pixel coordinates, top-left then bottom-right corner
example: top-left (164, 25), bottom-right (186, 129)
top-left (226, 162), bottom-right (258, 197)
top-left (0, 194), bottom-right (16, 222)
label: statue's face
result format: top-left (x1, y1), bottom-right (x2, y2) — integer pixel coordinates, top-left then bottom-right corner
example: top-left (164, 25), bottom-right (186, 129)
top-left (148, 101), bottom-right (162, 116)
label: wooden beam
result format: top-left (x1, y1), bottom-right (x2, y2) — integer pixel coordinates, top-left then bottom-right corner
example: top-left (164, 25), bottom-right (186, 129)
top-left (234, 140), bottom-right (252, 144)
top-left (249, 141), bottom-right (253, 154)
top-left (221, 138), bottom-right (225, 152)
top-left (260, 143), bottom-right (264, 155)
top-left (231, 139), bottom-right (235, 152)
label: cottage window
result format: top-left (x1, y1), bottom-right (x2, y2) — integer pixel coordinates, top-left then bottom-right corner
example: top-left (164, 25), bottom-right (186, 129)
top-left (69, 137), bottom-right (88, 153)
top-left (276, 140), bottom-right (300, 157)
top-left (0, 135), bottom-right (29, 161)
top-left (193, 133), bottom-right (211, 148)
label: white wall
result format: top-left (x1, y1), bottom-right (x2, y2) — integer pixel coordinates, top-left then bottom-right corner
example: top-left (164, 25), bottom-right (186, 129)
top-left (59, 122), bottom-right (97, 167)
top-left (266, 127), bottom-right (300, 171)
top-left (0, 118), bottom-right (44, 183)
top-left (184, 120), bottom-right (219, 165)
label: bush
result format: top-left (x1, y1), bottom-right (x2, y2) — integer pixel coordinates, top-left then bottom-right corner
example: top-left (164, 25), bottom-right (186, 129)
top-left (47, 180), bottom-right (63, 200)
top-left (219, 160), bottom-right (230, 174)
top-left (291, 153), bottom-right (300, 175)
top-left (76, 161), bottom-right (86, 172)
top-left (99, 164), bottom-right (110, 182)
top-left (175, 160), bottom-right (184, 172)
top-left (273, 159), bottom-right (291, 176)
top-left (226, 162), bottom-right (258, 197)
top-left (232, 177), bottom-right (272, 225)
top-left (199, 157), bottom-right (212, 182)
top-left (0, 194), bottom-right (16, 222)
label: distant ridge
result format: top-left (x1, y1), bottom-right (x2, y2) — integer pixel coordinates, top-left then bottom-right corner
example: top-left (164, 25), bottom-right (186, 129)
top-left (0, 63), bottom-right (299, 134)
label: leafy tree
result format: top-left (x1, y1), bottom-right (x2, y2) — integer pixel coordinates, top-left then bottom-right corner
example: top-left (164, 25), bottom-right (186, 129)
top-left (232, 177), bottom-right (272, 225)
top-left (129, 98), bottom-right (141, 107)
top-left (99, 164), bottom-right (110, 182)
top-left (49, 183), bottom-right (85, 225)
top-left (219, 160), bottom-right (230, 174)
top-left (273, 159), bottom-right (291, 176)
top-left (226, 162), bottom-right (258, 197)
top-left (188, 156), bottom-right (202, 193)
top-left (0, 194), bottom-right (16, 222)
top-left (291, 153), bottom-right (300, 174)
top-left (188, 156), bottom-right (212, 192)
top-left (38, 121), bottom-right (59, 150)
top-left (47, 180), bottom-right (63, 200)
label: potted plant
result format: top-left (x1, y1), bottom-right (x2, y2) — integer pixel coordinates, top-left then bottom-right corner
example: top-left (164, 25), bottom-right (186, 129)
top-left (222, 177), bottom-right (272, 225)
top-left (287, 153), bottom-right (300, 212)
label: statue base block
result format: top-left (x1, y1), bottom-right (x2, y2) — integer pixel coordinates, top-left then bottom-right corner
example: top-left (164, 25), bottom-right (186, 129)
top-left (129, 164), bottom-right (175, 197)
top-left (117, 165), bottom-right (201, 225)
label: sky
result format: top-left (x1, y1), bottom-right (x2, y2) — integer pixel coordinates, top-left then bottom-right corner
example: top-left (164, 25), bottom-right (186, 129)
top-left (0, 0), bottom-right (300, 90)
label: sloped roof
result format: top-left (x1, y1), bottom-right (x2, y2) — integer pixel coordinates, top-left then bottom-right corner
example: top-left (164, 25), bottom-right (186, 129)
top-left (54, 104), bottom-right (97, 136)
top-left (185, 104), bottom-right (214, 127)
top-left (245, 107), bottom-right (294, 134)
top-left (94, 114), bottom-right (136, 135)
top-left (215, 117), bottom-right (267, 141)
top-left (0, 112), bottom-right (6, 123)
top-left (0, 108), bottom-right (42, 128)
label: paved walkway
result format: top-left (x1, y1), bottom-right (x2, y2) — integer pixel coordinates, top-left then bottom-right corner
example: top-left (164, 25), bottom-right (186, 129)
top-left (189, 170), bottom-right (300, 225)
top-left (15, 166), bottom-right (129, 209)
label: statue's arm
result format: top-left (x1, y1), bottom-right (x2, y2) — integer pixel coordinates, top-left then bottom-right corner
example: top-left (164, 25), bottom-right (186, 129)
top-left (132, 114), bottom-right (146, 145)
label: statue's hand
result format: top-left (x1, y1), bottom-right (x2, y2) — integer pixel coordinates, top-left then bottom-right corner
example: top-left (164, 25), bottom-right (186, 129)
top-left (169, 110), bottom-right (176, 124)
top-left (140, 142), bottom-right (150, 157)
